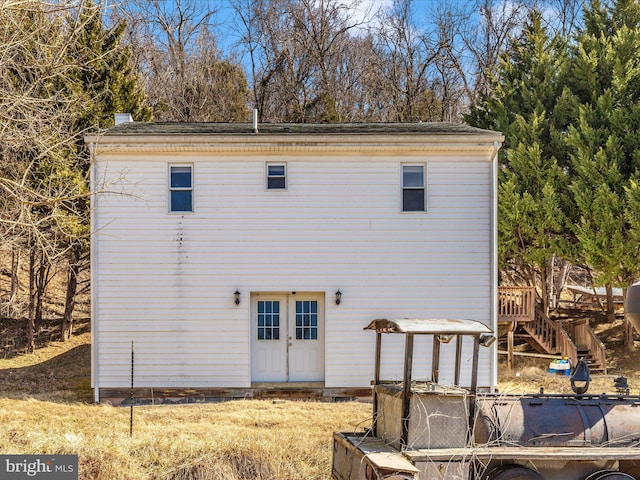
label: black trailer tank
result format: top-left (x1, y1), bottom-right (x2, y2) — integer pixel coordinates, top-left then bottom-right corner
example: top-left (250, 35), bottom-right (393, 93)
top-left (626, 282), bottom-right (640, 332)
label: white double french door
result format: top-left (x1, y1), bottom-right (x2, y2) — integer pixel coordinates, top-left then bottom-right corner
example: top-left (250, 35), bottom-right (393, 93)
top-left (251, 293), bottom-right (325, 383)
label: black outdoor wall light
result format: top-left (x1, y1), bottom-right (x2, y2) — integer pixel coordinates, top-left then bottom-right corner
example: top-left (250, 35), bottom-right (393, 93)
top-left (335, 290), bottom-right (342, 305)
top-left (234, 290), bottom-right (241, 305)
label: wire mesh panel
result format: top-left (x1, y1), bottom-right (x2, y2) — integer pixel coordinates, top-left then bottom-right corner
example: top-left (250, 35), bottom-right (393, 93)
top-left (375, 384), bottom-right (470, 450)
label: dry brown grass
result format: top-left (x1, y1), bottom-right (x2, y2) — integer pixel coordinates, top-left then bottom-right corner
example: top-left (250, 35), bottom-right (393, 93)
top-left (0, 322), bottom-right (371, 480)
top-left (0, 396), bottom-right (371, 480)
top-left (0, 319), bottom-right (92, 402)
top-left (498, 356), bottom-right (640, 395)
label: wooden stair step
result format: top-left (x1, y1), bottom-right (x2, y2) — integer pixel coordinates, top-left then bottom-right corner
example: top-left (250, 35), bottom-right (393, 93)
top-left (576, 354), bottom-right (604, 371)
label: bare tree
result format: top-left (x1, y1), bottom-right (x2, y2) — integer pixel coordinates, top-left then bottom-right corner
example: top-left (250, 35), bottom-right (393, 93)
top-left (458, 0), bottom-right (532, 102)
top-left (119, 0), bottom-right (249, 121)
top-left (328, 33), bottom-right (382, 121)
top-left (369, 0), bottom-right (443, 122)
top-left (0, 0), bottom-right (148, 348)
top-left (233, 0), bottom-right (369, 122)
top-left (430, 3), bottom-right (474, 120)
top-left (541, 0), bottom-right (584, 38)
top-left (234, 0), bottom-right (317, 121)
top-left (232, 0), bottom-right (552, 122)
top-left (0, 1), bottom-right (84, 350)
top-left (424, 0), bottom-right (581, 112)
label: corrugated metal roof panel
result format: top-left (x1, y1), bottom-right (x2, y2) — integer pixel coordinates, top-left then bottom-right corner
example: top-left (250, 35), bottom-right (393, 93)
top-left (364, 318), bottom-right (493, 335)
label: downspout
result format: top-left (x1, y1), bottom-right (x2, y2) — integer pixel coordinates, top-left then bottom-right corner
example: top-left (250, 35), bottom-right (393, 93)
top-left (490, 140), bottom-right (500, 392)
top-left (89, 141), bottom-right (99, 403)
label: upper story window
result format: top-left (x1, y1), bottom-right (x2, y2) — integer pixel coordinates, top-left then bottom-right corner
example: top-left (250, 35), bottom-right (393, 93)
top-left (169, 165), bottom-right (193, 212)
top-left (266, 163), bottom-right (286, 190)
top-left (402, 164), bottom-right (425, 212)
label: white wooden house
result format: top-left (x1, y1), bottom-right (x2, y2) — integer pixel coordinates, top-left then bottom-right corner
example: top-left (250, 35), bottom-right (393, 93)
top-left (87, 122), bottom-right (503, 404)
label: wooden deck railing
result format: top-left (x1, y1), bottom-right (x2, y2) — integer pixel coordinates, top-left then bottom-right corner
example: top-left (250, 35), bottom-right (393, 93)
top-left (563, 319), bottom-right (607, 372)
top-left (520, 307), bottom-right (558, 354)
top-left (555, 327), bottom-right (578, 367)
top-left (498, 286), bottom-right (536, 322)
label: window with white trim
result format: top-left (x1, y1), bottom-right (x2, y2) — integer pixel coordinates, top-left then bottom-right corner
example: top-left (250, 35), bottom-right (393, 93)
top-left (169, 165), bottom-right (193, 212)
top-left (402, 164), bottom-right (425, 212)
top-left (266, 163), bottom-right (286, 190)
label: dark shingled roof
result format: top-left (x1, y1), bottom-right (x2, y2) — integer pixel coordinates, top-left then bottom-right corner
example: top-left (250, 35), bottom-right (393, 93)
top-left (103, 121), bottom-right (501, 137)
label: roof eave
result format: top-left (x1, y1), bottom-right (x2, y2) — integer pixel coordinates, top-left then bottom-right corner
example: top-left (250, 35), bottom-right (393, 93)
top-left (85, 133), bottom-right (504, 156)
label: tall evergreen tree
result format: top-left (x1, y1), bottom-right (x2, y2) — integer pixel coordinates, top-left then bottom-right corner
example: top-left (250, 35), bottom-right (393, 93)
top-left (466, 10), bottom-right (571, 312)
top-left (68, 0), bottom-right (152, 133)
top-left (57, 1), bottom-right (152, 341)
top-left (565, 0), bottom-right (640, 328)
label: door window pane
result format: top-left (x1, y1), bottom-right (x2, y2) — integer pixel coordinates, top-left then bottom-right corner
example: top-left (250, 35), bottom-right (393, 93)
top-left (257, 301), bottom-right (280, 340)
top-left (295, 301), bottom-right (318, 340)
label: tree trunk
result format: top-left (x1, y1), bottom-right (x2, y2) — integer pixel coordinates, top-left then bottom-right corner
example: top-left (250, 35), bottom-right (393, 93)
top-left (546, 255), bottom-right (555, 310)
top-left (61, 244), bottom-right (81, 341)
top-left (9, 248), bottom-right (19, 307)
top-left (33, 254), bottom-right (48, 333)
top-left (549, 256), bottom-right (570, 310)
top-left (540, 264), bottom-right (549, 315)
top-left (605, 284), bottom-right (616, 323)
top-left (26, 243), bottom-right (36, 353)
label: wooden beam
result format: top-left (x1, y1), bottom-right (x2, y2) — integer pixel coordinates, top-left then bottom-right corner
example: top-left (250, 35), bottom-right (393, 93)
top-left (97, 387), bottom-right (372, 405)
top-left (373, 331), bottom-right (382, 436)
top-left (401, 333), bottom-right (415, 449)
top-left (432, 335), bottom-right (441, 384)
top-left (497, 350), bottom-right (563, 360)
top-left (507, 329), bottom-right (514, 370)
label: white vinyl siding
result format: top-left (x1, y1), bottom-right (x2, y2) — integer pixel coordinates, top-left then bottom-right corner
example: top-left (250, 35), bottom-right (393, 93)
top-left (92, 148), bottom-right (495, 392)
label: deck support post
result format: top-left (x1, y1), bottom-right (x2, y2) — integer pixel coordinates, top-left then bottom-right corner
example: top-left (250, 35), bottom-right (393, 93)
top-left (468, 335), bottom-right (481, 444)
top-left (454, 335), bottom-right (462, 386)
top-left (432, 335), bottom-right (441, 383)
top-left (373, 331), bottom-right (382, 436)
top-left (471, 336), bottom-right (480, 394)
top-left (401, 333), bottom-right (414, 449)
top-left (507, 323), bottom-right (515, 371)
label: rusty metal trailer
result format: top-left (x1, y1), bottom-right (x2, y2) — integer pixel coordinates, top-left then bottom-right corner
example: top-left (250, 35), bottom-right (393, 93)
top-left (332, 318), bottom-right (640, 480)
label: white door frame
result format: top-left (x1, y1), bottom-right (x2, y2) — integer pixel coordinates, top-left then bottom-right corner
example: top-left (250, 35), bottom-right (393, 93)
top-left (250, 292), bottom-right (325, 383)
